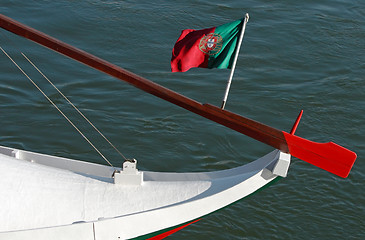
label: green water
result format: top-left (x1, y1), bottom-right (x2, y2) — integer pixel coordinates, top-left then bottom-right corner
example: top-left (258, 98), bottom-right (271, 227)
top-left (0, 1), bottom-right (364, 239)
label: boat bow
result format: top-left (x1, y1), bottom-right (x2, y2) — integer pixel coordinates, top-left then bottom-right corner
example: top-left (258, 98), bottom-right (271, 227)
top-left (0, 145), bottom-right (289, 239)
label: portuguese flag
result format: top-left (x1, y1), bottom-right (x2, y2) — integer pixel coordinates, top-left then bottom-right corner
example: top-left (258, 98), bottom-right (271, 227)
top-left (171, 19), bottom-right (243, 72)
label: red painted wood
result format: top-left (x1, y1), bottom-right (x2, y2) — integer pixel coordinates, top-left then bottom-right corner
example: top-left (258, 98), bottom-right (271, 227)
top-left (147, 219), bottom-right (201, 240)
top-left (206, 104), bottom-right (357, 178)
top-left (283, 132), bottom-right (356, 178)
top-left (290, 110), bottom-right (303, 135)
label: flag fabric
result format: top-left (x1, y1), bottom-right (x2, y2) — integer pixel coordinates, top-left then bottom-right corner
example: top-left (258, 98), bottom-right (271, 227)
top-left (171, 19), bottom-right (243, 72)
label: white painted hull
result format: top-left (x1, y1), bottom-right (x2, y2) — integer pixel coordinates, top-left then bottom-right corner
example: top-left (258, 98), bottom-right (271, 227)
top-left (0, 145), bottom-right (290, 239)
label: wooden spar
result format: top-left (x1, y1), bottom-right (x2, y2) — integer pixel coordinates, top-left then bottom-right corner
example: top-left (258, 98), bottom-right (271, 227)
top-left (0, 14), bottom-right (289, 151)
top-left (0, 14), bottom-right (356, 177)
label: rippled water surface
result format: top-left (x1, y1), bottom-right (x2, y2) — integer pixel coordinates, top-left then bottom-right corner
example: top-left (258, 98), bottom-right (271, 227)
top-left (1, 0), bottom-right (364, 239)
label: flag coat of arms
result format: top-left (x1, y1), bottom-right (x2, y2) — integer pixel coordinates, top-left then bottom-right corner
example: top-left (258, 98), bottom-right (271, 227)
top-left (171, 19), bottom-right (243, 72)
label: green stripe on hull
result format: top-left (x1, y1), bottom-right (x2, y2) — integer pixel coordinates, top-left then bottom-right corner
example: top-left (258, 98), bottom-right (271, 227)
top-left (130, 221), bottom-right (192, 240)
top-left (130, 176), bottom-right (282, 239)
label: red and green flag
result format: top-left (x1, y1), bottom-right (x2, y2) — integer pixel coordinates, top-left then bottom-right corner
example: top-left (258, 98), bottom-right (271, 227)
top-left (171, 19), bottom-right (243, 72)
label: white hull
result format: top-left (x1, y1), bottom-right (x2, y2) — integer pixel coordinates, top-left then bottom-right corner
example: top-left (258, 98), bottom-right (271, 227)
top-left (0, 145), bottom-right (290, 239)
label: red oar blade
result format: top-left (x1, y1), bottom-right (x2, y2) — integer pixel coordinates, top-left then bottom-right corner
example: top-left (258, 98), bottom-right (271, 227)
top-left (283, 132), bottom-right (357, 178)
top-left (204, 104), bottom-right (356, 177)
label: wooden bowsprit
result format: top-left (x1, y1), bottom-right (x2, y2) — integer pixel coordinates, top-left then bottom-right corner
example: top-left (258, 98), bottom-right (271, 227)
top-left (0, 14), bottom-right (356, 178)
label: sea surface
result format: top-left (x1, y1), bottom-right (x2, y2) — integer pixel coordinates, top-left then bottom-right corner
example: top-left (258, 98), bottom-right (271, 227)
top-left (0, 1), bottom-right (364, 239)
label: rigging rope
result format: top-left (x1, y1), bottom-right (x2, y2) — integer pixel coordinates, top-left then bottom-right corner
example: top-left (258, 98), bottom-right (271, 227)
top-left (0, 46), bottom-right (123, 169)
top-left (22, 53), bottom-right (128, 162)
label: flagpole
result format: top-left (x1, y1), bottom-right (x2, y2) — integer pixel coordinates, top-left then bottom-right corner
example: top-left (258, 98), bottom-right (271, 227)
top-left (221, 13), bottom-right (249, 109)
